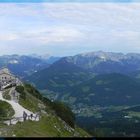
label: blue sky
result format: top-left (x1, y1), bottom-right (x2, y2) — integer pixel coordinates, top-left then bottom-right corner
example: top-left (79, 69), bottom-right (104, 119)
top-left (0, 2), bottom-right (140, 56)
top-left (0, 0), bottom-right (139, 2)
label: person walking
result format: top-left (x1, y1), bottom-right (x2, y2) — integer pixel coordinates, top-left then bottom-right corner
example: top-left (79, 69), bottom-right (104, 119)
top-left (30, 113), bottom-right (33, 120)
top-left (23, 111), bottom-right (27, 121)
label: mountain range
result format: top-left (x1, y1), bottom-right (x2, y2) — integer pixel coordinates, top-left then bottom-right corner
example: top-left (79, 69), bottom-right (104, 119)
top-left (23, 51), bottom-right (140, 136)
top-left (25, 51), bottom-right (140, 91)
top-left (24, 51), bottom-right (140, 107)
top-left (2, 51), bottom-right (140, 79)
top-left (61, 51), bottom-right (140, 74)
top-left (0, 54), bottom-right (60, 78)
top-left (1, 51), bottom-right (140, 136)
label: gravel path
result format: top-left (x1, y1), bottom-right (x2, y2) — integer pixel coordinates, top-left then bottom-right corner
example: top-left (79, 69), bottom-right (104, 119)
top-left (0, 90), bottom-right (39, 125)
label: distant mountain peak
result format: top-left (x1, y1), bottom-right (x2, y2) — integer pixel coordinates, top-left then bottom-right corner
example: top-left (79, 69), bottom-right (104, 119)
top-left (29, 53), bottom-right (51, 60)
top-left (55, 51), bottom-right (140, 74)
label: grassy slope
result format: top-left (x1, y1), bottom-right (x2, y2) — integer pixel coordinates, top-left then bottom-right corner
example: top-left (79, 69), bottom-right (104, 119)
top-left (19, 91), bottom-right (41, 113)
top-left (0, 114), bottom-right (90, 137)
top-left (0, 100), bottom-right (15, 119)
top-left (11, 84), bottom-right (90, 137)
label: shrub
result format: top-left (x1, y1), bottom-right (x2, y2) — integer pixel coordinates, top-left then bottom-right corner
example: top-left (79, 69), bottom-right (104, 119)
top-left (15, 85), bottom-right (24, 93)
top-left (24, 83), bottom-right (42, 99)
top-left (15, 85), bottom-right (26, 100)
top-left (52, 101), bottom-right (75, 128)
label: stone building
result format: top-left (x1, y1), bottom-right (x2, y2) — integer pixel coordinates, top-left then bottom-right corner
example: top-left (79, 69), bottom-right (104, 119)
top-left (0, 68), bottom-right (19, 90)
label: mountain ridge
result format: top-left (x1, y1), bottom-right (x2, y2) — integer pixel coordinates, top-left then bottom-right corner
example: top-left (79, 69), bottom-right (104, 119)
top-left (57, 51), bottom-right (140, 74)
top-left (25, 58), bottom-right (94, 91)
top-left (17, 51), bottom-right (140, 137)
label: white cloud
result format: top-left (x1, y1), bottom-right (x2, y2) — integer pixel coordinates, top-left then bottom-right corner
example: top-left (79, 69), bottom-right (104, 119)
top-left (0, 3), bottom-right (140, 55)
top-left (0, 26), bottom-right (85, 45)
top-left (0, 34), bottom-right (18, 41)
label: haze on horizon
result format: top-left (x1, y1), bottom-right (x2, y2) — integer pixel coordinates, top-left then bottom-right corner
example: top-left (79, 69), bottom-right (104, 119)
top-left (0, 1), bottom-right (140, 56)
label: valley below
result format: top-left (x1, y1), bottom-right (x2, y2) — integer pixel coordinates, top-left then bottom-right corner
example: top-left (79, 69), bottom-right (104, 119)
top-left (40, 89), bottom-right (140, 137)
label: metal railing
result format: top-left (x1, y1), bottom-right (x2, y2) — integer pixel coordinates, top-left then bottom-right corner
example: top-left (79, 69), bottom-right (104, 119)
top-left (0, 114), bottom-right (40, 125)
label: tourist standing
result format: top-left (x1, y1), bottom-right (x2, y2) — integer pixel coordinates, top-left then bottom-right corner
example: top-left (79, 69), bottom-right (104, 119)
top-left (30, 113), bottom-right (33, 119)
